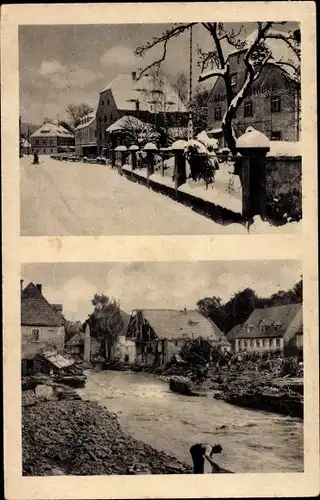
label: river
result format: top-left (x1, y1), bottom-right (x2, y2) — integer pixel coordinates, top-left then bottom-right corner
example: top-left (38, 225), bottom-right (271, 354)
top-left (77, 370), bottom-right (303, 474)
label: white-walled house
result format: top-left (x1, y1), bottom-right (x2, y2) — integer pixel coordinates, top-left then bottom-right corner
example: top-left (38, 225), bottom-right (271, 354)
top-left (233, 304), bottom-right (302, 355)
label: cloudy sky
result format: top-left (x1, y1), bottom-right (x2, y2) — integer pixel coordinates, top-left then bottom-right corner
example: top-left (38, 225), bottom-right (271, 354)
top-left (19, 22), bottom-right (298, 124)
top-left (21, 260), bottom-right (301, 322)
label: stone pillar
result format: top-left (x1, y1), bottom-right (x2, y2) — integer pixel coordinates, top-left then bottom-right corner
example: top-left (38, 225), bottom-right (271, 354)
top-left (111, 149), bottom-right (116, 168)
top-left (174, 151), bottom-right (186, 195)
top-left (84, 323), bottom-right (91, 363)
top-left (236, 127), bottom-right (270, 220)
top-left (146, 151), bottom-right (154, 179)
top-left (131, 152), bottom-right (137, 170)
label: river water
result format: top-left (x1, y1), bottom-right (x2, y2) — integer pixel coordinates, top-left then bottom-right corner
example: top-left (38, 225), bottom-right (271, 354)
top-left (77, 370), bottom-right (303, 474)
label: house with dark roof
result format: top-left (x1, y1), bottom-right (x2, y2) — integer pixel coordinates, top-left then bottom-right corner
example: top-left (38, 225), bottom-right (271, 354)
top-left (96, 71), bottom-right (188, 155)
top-left (226, 324), bottom-right (243, 352)
top-left (206, 30), bottom-right (300, 145)
top-left (126, 308), bottom-right (230, 366)
top-left (233, 304), bottom-right (303, 355)
top-left (21, 281), bottom-right (66, 373)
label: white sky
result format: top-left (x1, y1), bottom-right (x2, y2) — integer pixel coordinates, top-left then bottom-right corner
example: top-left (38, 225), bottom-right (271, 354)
top-left (21, 261), bottom-right (301, 322)
top-left (19, 22), bottom-right (298, 124)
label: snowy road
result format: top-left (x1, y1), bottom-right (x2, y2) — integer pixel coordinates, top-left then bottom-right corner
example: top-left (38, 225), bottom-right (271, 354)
top-left (20, 156), bottom-right (247, 236)
top-left (20, 156), bottom-right (300, 236)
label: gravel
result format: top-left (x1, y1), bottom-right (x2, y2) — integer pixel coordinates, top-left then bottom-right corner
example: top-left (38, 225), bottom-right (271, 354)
top-left (22, 399), bottom-right (192, 476)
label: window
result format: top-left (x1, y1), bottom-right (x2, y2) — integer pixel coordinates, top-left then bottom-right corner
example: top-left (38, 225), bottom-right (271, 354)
top-left (43, 149), bottom-right (46, 153)
top-left (107, 99), bottom-right (110, 106)
top-left (31, 329), bottom-right (40, 341)
top-left (99, 116), bottom-right (102, 123)
top-left (276, 338), bottom-right (281, 347)
top-left (269, 339), bottom-right (272, 347)
top-left (271, 96), bottom-right (281, 113)
top-left (101, 100), bottom-right (104, 106)
top-left (244, 100), bottom-right (253, 117)
top-left (94, 130), bottom-right (97, 138)
top-left (256, 340), bottom-right (260, 347)
top-left (260, 324), bottom-right (266, 333)
top-left (231, 73), bottom-right (237, 86)
top-left (51, 149), bottom-right (53, 153)
top-left (104, 131), bottom-right (107, 140)
top-left (174, 340), bottom-right (178, 346)
top-left (263, 339), bottom-right (267, 347)
top-left (104, 115), bottom-right (107, 122)
top-left (250, 339), bottom-right (254, 347)
top-left (214, 106), bottom-right (222, 120)
top-left (271, 131), bottom-right (282, 141)
top-left (244, 340), bottom-right (248, 348)
top-left (110, 113), bottom-right (113, 122)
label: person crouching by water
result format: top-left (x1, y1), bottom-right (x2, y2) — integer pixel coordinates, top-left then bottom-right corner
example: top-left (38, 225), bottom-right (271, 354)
top-left (190, 443), bottom-right (223, 474)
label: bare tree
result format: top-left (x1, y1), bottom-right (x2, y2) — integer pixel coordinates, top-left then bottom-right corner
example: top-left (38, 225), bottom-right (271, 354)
top-left (135, 22), bottom-right (300, 152)
top-left (114, 116), bottom-right (160, 147)
top-left (172, 72), bottom-right (188, 105)
top-left (66, 103), bottom-right (94, 128)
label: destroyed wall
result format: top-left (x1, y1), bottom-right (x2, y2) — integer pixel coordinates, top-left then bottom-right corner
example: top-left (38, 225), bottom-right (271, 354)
top-left (21, 325), bottom-right (65, 359)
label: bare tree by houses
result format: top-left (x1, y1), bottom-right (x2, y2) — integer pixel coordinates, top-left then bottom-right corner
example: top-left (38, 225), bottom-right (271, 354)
top-left (66, 103), bottom-right (94, 128)
top-left (135, 22), bottom-right (301, 152)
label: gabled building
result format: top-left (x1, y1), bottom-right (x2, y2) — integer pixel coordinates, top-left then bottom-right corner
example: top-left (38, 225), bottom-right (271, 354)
top-left (21, 281), bottom-right (66, 374)
top-left (96, 71), bottom-right (188, 155)
top-left (74, 110), bottom-right (97, 157)
top-left (126, 308), bottom-right (230, 366)
top-left (30, 123), bottom-right (75, 155)
top-left (233, 303), bottom-right (303, 355)
top-left (226, 324), bottom-right (243, 352)
top-left (206, 30), bottom-right (300, 146)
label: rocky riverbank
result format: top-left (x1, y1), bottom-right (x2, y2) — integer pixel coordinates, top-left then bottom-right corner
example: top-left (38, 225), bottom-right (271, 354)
top-left (22, 387), bottom-right (192, 476)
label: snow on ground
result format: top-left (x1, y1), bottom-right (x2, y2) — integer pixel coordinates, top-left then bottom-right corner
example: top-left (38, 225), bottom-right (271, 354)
top-left (20, 156), bottom-right (301, 236)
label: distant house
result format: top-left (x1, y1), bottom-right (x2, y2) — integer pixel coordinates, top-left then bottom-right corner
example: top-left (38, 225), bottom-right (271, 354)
top-left (21, 281), bottom-right (66, 374)
top-left (96, 71), bottom-right (188, 155)
top-left (74, 110), bottom-right (97, 157)
top-left (126, 308), bottom-right (230, 366)
top-left (233, 304), bottom-right (303, 355)
top-left (30, 122), bottom-right (75, 155)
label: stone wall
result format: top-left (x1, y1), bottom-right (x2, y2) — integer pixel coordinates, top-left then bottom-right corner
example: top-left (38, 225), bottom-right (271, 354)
top-left (265, 155), bottom-right (302, 221)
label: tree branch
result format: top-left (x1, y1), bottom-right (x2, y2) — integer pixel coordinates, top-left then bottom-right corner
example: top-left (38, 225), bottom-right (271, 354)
top-left (135, 23), bottom-right (196, 79)
top-left (198, 67), bottom-right (228, 83)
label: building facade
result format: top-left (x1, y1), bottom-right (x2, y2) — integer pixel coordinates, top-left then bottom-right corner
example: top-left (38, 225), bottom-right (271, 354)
top-left (126, 308), bottom-right (230, 366)
top-left (96, 71), bottom-right (188, 155)
top-left (21, 281), bottom-right (65, 374)
top-left (74, 112), bottom-right (97, 156)
top-left (207, 50), bottom-right (300, 146)
top-left (30, 123), bottom-right (75, 155)
top-left (233, 303), bottom-right (302, 355)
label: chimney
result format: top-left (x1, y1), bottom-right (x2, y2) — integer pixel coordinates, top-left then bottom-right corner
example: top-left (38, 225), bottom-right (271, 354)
top-left (20, 279), bottom-right (23, 293)
top-left (52, 304), bottom-right (63, 314)
top-left (132, 71), bottom-right (137, 81)
top-left (36, 284), bottom-right (42, 294)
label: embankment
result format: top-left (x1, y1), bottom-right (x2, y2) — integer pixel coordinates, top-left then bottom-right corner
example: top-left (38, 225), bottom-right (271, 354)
top-left (22, 387), bottom-right (191, 476)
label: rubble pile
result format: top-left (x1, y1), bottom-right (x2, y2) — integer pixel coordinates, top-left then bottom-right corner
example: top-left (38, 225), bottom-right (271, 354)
top-left (22, 399), bottom-right (192, 476)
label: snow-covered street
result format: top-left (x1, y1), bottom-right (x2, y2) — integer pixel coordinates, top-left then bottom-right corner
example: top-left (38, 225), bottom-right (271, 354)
top-left (20, 156), bottom-right (300, 236)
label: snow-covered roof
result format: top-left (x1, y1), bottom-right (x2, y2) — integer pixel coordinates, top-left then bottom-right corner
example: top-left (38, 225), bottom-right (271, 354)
top-left (143, 142), bottom-right (158, 151)
top-left (75, 112), bottom-right (96, 131)
top-left (31, 123), bottom-right (74, 138)
top-left (267, 141), bottom-right (301, 157)
top-left (100, 73), bottom-right (188, 113)
top-left (106, 115), bottom-right (146, 133)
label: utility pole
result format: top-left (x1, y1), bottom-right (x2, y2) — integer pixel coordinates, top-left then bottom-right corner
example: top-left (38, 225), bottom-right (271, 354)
top-left (27, 125), bottom-right (30, 155)
top-left (187, 25), bottom-right (194, 140)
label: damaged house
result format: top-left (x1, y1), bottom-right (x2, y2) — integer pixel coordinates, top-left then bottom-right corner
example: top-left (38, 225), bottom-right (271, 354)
top-left (126, 308), bottom-right (230, 366)
top-left (21, 281), bottom-right (66, 375)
